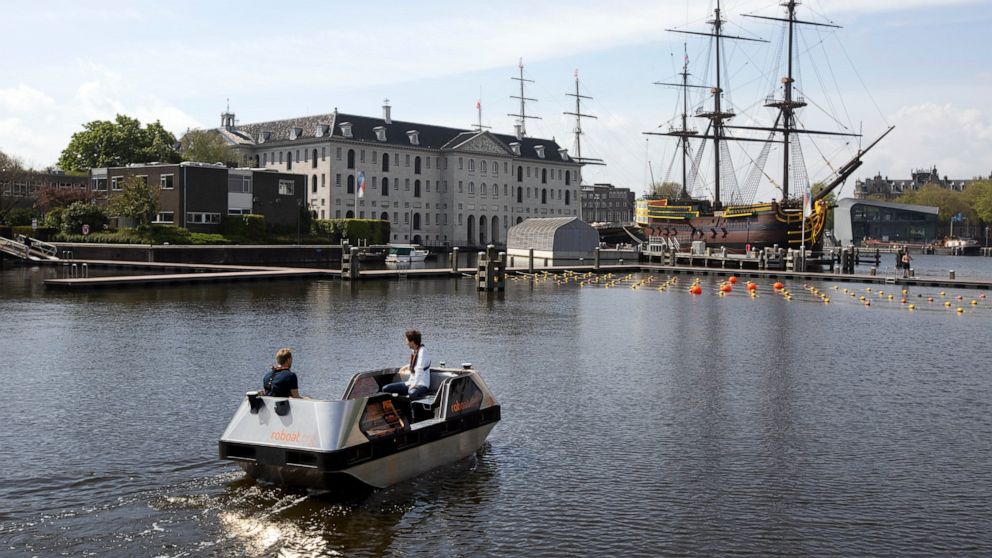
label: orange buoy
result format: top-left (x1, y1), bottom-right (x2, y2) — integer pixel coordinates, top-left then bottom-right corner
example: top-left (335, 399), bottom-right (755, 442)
top-left (720, 284), bottom-right (733, 293)
top-left (728, 276), bottom-right (738, 284)
top-left (690, 285), bottom-right (702, 295)
top-left (773, 282), bottom-right (784, 290)
top-left (747, 283), bottom-right (757, 291)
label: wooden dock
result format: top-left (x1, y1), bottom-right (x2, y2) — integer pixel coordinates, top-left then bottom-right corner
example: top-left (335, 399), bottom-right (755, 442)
top-left (35, 257), bottom-right (992, 291)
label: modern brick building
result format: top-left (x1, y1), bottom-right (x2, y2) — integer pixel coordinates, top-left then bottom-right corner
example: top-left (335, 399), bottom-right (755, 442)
top-left (89, 163), bottom-right (305, 233)
top-left (580, 183), bottom-right (634, 225)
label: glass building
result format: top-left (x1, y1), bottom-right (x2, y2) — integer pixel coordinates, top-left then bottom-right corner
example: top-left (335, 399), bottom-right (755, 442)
top-left (833, 198), bottom-right (939, 245)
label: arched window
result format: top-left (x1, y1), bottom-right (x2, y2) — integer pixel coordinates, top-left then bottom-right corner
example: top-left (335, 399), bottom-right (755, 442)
top-left (479, 215), bottom-right (487, 245)
top-left (382, 153), bottom-right (389, 172)
top-left (517, 186), bottom-right (523, 203)
top-left (481, 160), bottom-right (487, 173)
top-left (381, 177), bottom-right (389, 196)
top-left (491, 216), bottom-right (499, 244)
top-left (541, 168), bottom-right (547, 183)
top-left (413, 213), bottom-right (421, 230)
top-left (347, 149), bottom-right (355, 169)
top-left (287, 152), bottom-right (293, 170)
top-left (466, 215), bottom-right (475, 244)
top-left (347, 174), bottom-right (355, 194)
top-left (380, 211), bottom-right (389, 221)
top-left (565, 171), bottom-right (571, 185)
top-left (493, 161), bottom-right (498, 176)
top-left (254, 154), bottom-right (260, 167)
top-left (413, 234), bottom-right (422, 244)
top-left (346, 210), bottom-right (354, 218)
top-left (517, 166), bottom-right (523, 182)
top-left (311, 175), bottom-right (317, 193)
top-left (468, 159), bottom-right (475, 172)
top-left (565, 190), bottom-right (571, 205)
top-left (414, 180), bottom-right (421, 197)
top-left (541, 189), bottom-right (547, 204)
top-left (468, 181), bottom-right (474, 194)
top-left (516, 216), bottom-right (523, 224)
top-left (312, 149), bottom-right (318, 168)
top-left (493, 183), bottom-right (498, 197)
top-left (414, 156), bottom-right (421, 175)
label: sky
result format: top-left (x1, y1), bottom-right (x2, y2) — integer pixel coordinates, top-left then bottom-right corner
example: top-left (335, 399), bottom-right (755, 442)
top-left (1, 0), bottom-right (989, 201)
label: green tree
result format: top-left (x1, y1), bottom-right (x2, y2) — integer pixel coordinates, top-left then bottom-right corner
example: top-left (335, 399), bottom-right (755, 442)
top-left (650, 181), bottom-right (685, 199)
top-left (108, 175), bottom-right (159, 227)
top-left (179, 129), bottom-right (238, 165)
top-left (1, 150), bottom-right (30, 216)
top-left (898, 184), bottom-right (973, 225)
top-left (964, 180), bottom-right (992, 225)
top-left (62, 201), bottom-right (109, 234)
top-left (57, 114), bottom-right (180, 171)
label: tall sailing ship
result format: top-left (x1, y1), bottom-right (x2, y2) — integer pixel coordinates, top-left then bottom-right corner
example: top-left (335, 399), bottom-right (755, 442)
top-left (636, 0), bottom-right (892, 252)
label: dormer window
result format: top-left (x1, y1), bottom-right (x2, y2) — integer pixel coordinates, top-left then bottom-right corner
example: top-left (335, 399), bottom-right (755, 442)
top-left (407, 130), bottom-right (419, 146)
top-left (290, 127), bottom-right (302, 140)
top-left (535, 145), bottom-right (546, 159)
top-left (509, 142), bottom-right (521, 156)
top-left (558, 148), bottom-right (569, 161)
top-left (315, 124), bottom-right (330, 137)
top-left (339, 122), bottom-right (353, 138)
top-left (258, 131), bottom-right (272, 143)
top-left (373, 126), bottom-right (387, 142)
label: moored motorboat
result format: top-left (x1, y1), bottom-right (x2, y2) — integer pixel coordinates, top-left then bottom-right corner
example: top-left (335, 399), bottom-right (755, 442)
top-left (384, 244), bottom-right (430, 263)
top-left (218, 365), bottom-right (500, 490)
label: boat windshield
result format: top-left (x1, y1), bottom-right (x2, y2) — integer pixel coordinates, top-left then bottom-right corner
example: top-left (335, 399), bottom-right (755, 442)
top-left (388, 247), bottom-right (412, 256)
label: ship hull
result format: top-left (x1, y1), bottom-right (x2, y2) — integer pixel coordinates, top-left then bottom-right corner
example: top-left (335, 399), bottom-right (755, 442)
top-left (638, 203), bottom-right (826, 253)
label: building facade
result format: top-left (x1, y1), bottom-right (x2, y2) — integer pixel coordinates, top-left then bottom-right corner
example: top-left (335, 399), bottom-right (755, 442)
top-left (1, 170), bottom-right (89, 212)
top-left (216, 104), bottom-right (583, 246)
top-left (855, 167), bottom-right (991, 200)
top-left (90, 163), bottom-right (305, 233)
top-left (833, 198), bottom-right (939, 245)
top-left (580, 183), bottom-right (634, 225)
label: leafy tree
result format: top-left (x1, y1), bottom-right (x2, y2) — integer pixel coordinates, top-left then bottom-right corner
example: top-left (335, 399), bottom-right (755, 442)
top-left (964, 180), bottom-right (992, 225)
top-left (57, 114), bottom-right (180, 171)
top-left (37, 186), bottom-right (90, 211)
top-left (650, 181), bottom-right (686, 199)
top-left (108, 176), bottom-right (159, 227)
top-left (179, 129), bottom-right (238, 165)
top-left (62, 201), bottom-right (109, 234)
top-left (898, 184), bottom-right (974, 225)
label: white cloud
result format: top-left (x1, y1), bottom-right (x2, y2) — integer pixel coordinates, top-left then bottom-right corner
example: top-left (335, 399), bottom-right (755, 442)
top-left (0, 85), bottom-right (55, 112)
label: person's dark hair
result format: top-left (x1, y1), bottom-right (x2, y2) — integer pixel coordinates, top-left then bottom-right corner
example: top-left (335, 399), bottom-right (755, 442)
top-left (405, 329), bottom-right (422, 346)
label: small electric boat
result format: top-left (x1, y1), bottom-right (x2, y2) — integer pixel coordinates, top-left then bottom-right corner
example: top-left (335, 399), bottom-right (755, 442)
top-left (218, 365), bottom-right (500, 490)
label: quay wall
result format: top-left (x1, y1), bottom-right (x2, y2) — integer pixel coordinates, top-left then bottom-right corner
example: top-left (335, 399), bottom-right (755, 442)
top-left (53, 243), bottom-right (343, 267)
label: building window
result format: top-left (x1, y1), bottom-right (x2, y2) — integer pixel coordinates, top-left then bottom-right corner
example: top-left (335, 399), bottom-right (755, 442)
top-left (347, 175), bottom-right (355, 194)
top-left (111, 176), bottom-right (123, 191)
top-left (405, 178), bottom-right (410, 191)
top-left (405, 154), bottom-right (410, 167)
top-left (542, 189), bottom-right (547, 204)
top-left (279, 152), bottom-right (283, 164)
top-left (336, 210), bottom-right (341, 218)
top-left (160, 174), bottom-right (174, 190)
top-left (481, 160), bottom-right (487, 173)
top-left (311, 175), bottom-right (318, 193)
top-left (459, 157), bottom-right (463, 170)
top-left (278, 180), bottom-right (295, 195)
top-left (414, 179), bottom-right (421, 197)
top-left (566, 190), bottom-right (571, 205)
top-left (469, 182), bottom-right (475, 194)
top-left (186, 212), bottom-right (221, 224)
top-left (360, 149), bottom-right (366, 163)
top-left (382, 177), bottom-right (389, 196)
top-left (517, 166), bottom-right (523, 182)
top-left (458, 181), bottom-right (463, 193)
top-left (372, 150), bottom-right (377, 163)
top-left (426, 157), bottom-right (431, 169)
top-left (335, 174), bottom-right (342, 187)
top-left (347, 149), bottom-right (355, 169)
top-left (565, 171), bottom-right (571, 186)
top-left (542, 168), bottom-right (547, 184)
top-left (263, 153), bottom-right (268, 165)
top-left (415, 156), bottom-right (421, 174)
top-left (322, 147), bottom-right (326, 161)
top-left (336, 147), bottom-right (342, 160)
top-left (153, 211), bottom-right (174, 223)
top-left (493, 183), bottom-right (498, 197)
top-left (517, 186), bottom-right (523, 203)
top-left (413, 213), bottom-right (421, 230)
top-left (468, 159), bottom-right (475, 172)
top-left (382, 153), bottom-right (390, 172)
top-left (312, 149), bottom-right (318, 168)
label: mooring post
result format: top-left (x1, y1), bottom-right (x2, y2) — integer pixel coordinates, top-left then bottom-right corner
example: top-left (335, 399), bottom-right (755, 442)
top-left (340, 241), bottom-right (351, 280)
top-left (528, 247), bottom-right (535, 274)
top-left (451, 247), bottom-right (460, 273)
top-left (496, 251), bottom-right (506, 291)
top-left (348, 247), bottom-right (360, 280)
top-left (949, 270), bottom-right (955, 280)
top-left (594, 247), bottom-right (601, 270)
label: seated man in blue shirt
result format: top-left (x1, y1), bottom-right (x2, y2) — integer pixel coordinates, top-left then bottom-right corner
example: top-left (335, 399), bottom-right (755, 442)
top-left (262, 348), bottom-right (304, 398)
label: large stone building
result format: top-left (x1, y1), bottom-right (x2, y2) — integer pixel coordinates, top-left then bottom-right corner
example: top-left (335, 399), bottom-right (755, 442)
top-left (216, 104), bottom-right (583, 247)
top-left (854, 166), bottom-right (990, 200)
top-left (580, 183), bottom-right (634, 225)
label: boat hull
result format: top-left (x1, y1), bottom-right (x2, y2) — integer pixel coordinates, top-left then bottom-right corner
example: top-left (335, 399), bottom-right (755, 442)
top-left (638, 202), bottom-right (826, 253)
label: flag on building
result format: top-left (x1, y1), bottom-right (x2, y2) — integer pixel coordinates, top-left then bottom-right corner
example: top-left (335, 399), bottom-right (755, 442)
top-left (357, 171), bottom-right (366, 198)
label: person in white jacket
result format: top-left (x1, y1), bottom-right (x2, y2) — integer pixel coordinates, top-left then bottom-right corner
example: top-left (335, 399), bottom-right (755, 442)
top-left (382, 329), bottom-right (431, 399)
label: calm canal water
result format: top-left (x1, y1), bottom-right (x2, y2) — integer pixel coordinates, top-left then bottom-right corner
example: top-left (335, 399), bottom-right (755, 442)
top-left (1, 257), bottom-right (991, 557)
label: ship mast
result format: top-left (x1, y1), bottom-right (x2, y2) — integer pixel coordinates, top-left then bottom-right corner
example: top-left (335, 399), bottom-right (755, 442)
top-left (508, 58), bottom-right (540, 137)
top-left (563, 69), bottom-right (604, 166)
top-left (661, 0), bottom-right (766, 207)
